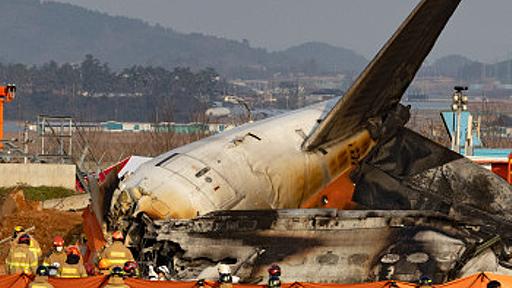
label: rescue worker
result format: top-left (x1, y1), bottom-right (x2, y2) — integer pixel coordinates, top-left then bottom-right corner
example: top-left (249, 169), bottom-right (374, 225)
top-left (11, 226), bottom-right (24, 242)
top-left (157, 265), bottom-right (170, 280)
top-left (104, 266), bottom-right (130, 288)
top-left (11, 226), bottom-right (42, 260)
top-left (218, 264), bottom-right (233, 288)
top-left (267, 264), bottom-right (281, 288)
top-left (417, 276), bottom-right (433, 288)
top-left (66, 245), bottom-right (84, 265)
top-left (147, 265), bottom-right (158, 281)
top-left (99, 231), bottom-right (134, 269)
top-left (5, 234), bottom-right (38, 275)
top-left (196, 279), bottom-right (206, 288)
top-left (123, 260), bottom-right (140, 278)
top-left (488, 281), bottom-right (502, 288)
top-left (29, 266), bottom-right (55, 288)
top-left (47, 263), bottom-right (60, 277)
top-left (98, 258), bottom-right (111, 275)
top-left (43, 236), bottom-right (66, 268)
top-left (58, 247), bottom-right (87, 278)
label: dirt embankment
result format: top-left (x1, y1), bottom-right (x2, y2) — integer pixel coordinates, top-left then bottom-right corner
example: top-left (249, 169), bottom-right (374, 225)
top-left (0, 188), bottom-right (83, 273)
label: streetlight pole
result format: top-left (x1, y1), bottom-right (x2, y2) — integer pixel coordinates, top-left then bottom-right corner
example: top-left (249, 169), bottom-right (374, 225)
top-left (451, 86), bottom-right (468, 154)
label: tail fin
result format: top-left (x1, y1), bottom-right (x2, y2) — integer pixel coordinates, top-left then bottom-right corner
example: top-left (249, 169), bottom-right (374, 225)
top-left (303, 0), bottom-right (462, 150)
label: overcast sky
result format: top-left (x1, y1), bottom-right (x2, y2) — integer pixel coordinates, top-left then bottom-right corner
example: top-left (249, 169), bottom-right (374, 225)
top-left (52, 0), bottom-right (512, 63)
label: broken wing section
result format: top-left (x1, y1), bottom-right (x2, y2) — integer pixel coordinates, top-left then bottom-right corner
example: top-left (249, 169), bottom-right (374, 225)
top-left (304, 0), bottom-right (462, 150)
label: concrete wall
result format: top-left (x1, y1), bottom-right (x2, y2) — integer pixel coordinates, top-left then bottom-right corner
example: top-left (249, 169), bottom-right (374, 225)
top-left (0, 163), bottom-right (75, 189)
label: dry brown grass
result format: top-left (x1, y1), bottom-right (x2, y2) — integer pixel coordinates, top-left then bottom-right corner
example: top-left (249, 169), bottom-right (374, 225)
top-left (4, 129), bottom-right (206, 169)
top-left (76, 130), bottom-right (206, 166)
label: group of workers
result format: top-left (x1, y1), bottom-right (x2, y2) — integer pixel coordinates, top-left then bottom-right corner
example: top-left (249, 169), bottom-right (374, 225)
top-left (4, 225), bottom-right (282, 287)
top-left (4, 226), bottom-right (506, 288)
top-left (5, 226), bottom-right (137, 287)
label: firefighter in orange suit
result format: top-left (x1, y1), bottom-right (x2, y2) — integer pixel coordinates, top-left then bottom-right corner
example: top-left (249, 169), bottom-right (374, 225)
top-left (99, 231), bottom-right (134, 269)
top-left (12, 226), bottom-right (42, 260)
top-left (58, 247), bottom-right (87, 278)
top-left (29, 266), bottom-right (55, 288)
top-left (104, 266), bottom-right (130, 288)
top-left (6, 234), bottom-right (38, 275)
top-left (43, 236), bottom-right (67, 268)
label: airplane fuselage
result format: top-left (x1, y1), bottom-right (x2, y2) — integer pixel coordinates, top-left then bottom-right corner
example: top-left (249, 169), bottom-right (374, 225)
top-left (114, 99), bottom-right (375, 220)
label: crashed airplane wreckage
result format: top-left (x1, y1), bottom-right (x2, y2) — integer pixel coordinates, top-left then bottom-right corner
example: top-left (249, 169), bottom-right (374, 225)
top-left (86, 0), bottom-right (512, 284)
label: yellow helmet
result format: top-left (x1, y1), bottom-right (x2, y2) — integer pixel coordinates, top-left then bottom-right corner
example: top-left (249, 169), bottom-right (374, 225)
top-left (14, 226), bottom-right (24, 233)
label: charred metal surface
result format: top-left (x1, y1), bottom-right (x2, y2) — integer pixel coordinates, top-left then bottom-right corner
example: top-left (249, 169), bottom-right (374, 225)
top-left (132, 209), bottom-right (506, 284)
top-left (352, 127), bottom-right (512, 235)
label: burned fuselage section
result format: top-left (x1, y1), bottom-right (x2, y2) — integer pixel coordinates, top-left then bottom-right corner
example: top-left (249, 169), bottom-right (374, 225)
top-left (352, 127), bottom-right (512, 229)
top-left (129, 209), bottom-right (510, 284)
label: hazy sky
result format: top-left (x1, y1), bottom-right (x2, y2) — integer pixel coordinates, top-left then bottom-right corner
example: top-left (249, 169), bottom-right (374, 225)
top-left (53, 0), bottom-right (512, 63)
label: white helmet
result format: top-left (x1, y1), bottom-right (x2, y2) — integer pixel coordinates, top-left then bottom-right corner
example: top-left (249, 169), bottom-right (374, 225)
top-left (157, 265), bottom-right (170, 275)
top-left (148, 265), bottom-right (158, 281)
top-left (218, 264), bottom-right (231, 274)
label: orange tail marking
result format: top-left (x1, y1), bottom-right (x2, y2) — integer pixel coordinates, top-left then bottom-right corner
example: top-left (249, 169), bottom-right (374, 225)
top-left (301, 172), bottom-right (356, 209)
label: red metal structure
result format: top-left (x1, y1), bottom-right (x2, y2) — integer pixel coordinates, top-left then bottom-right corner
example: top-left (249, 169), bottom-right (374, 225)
top-left (0, 84), bottom-right (16, 149)
top-left (508, 153), bottom-right (512, 184)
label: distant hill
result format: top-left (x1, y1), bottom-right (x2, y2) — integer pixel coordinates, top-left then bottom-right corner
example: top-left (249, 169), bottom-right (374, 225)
top-left (426, 55), bottom-right (512, 83)
top-left (275, 42), bottom-right (368, 74)
top-left (430, 55), bottom-right (479, 78)
top-left (0, 0), bottom-right (367, 77)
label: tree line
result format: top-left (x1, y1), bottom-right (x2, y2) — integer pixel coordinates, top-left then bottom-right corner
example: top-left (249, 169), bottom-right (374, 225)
top-left (2, 55), bottom-right (228, 122)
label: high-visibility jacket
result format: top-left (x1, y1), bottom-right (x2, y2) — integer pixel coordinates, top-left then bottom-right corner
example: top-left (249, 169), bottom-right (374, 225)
top-left (100, 241), bottom-right (134, 268)
top-left (28, 238), bottom-right (42, 259)
top-left (28, 276), bottom-right (55, 288)
top-left (5, 244), bottom-right (38, 275)
top-left (43, 251), bottom-right (67, 267)
top-left (104, 276), bottom-right (130, 288)
top-left (58, 263), bottom-right (88, 278)
top-left (12, 235), bottom-right (42, 259)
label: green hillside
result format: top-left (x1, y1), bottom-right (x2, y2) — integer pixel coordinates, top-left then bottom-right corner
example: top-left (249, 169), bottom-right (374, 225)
top-left (0, 0), bottom-right (367, 77)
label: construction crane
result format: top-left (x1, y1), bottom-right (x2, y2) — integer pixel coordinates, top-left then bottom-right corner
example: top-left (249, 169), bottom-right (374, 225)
top-left (0, 84), bottom-right (16, 150)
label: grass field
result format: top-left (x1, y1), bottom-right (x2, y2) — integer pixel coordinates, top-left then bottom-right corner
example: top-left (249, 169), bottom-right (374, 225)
top-left (0, 186), bottom-right (75, 201)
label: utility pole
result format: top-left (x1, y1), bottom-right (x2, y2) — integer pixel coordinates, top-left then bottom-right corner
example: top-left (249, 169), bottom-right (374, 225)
top-left (465, 113), bottom-right (473, 156)
top-left (450, 86), bottom-right (468, 154)
top-left (23, 122), bottom-right (29, 164)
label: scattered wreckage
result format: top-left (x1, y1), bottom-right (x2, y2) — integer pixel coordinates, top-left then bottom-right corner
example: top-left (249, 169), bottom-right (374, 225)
top-left (84, 0), bottom-right (512, 283)
top-left (136, 209), bottom-right (512, 283)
